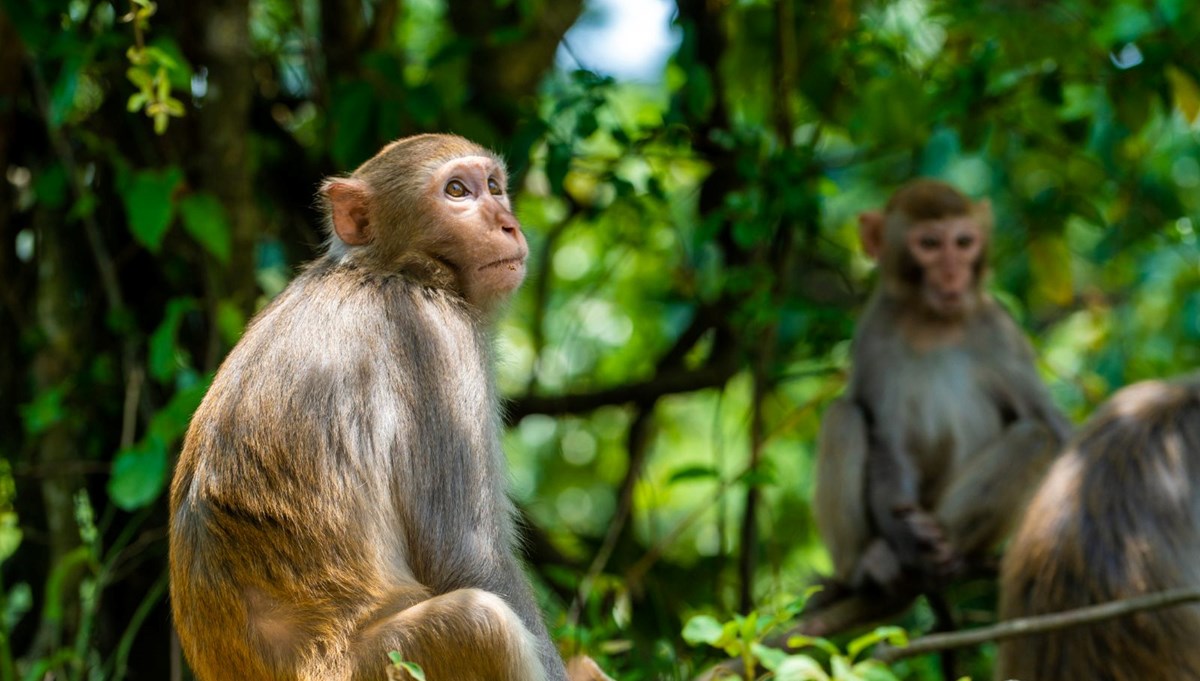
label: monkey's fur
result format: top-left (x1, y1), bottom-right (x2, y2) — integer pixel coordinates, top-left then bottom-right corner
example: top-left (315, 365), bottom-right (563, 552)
top-left (169, 134), bottom-right (567, 681)
top-left (997, 374), bottom-right (1200, 681)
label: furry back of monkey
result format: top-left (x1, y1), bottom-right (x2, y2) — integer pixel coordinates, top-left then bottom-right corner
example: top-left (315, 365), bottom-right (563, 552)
top-left (170, 260), bottom-right (548, 680)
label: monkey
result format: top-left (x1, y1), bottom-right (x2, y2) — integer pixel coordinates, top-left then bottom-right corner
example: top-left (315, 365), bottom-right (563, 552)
top-left (169, 134), bottom-right (573, 681)
top-left (809, 179), bottom-right (1072, 628)
top-left (996, 373), bottom-right (1200, 681)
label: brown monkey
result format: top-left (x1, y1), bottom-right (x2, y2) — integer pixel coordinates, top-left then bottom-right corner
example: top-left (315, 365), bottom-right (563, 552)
top-left (812, 179), bottom-right (1071, 619)
top-left (169, 134), bottom-right (570, 681)
top-left (996, 374), bottom-right (1200, 681)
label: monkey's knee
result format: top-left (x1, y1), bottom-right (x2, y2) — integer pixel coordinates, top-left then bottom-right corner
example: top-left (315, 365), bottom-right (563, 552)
top-left (355, 588), bottom-right (547, 681)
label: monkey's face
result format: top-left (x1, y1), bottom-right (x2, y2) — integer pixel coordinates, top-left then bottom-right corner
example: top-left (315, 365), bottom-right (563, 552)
top-left (904, 216), bottom-right (983, 317)
top-left (425, 155), bottom-right (528, 310)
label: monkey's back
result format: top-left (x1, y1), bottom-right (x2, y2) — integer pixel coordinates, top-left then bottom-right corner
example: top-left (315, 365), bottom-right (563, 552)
top-left (996, 376), bottom-right (1200, 681)
top-left (169, 262), bottom-right (512, 680)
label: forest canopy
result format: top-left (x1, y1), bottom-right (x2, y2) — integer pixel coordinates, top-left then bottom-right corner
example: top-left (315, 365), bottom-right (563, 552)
top-left (1, 0), bottom-right (1199, 679)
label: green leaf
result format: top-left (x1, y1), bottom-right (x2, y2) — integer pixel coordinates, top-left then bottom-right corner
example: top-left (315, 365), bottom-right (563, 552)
top-left (67, 192), bottom-right (98, 223)
top-left (681, 615), bottom-right (725, 646)
top-left (854, 661), bottom-right (902, 681)
top-left (147, 379), bottom-right (210, 444)
top-left (667, 465), bottom-right (719, 483)
top-left (775, 654), bottom-right (830, 681)
top-left (330, 81), bottom-right (377, 168)
top-left (122, 167), bottom-right (184, 251)
top-left (127, 66), bottom-right (154, 90)
top-left (33, 164), bottom-right (68, 209)
top-left (846, 626), bottom-right (907, 660)
top-left (830, 656), bottom-right (859, 681)
top-left (216, 300), bottom-right (247, 346)
top-left (19, 385), bottom-right (68, 435)
top-left (108, 436), bottom-right (169, 511)
top-left (398, 662), bottom-right (425, 680)
top-left (546, 142), bottom-right (573, 196)
top-left (386, 651), bottom-right (426, 680)
top-left (786, 634), bottom-right (839, 657)
top-left (1166, 65), bottom-right (1200, 124)
top-left (752, 642), bottom-right (788, 671)
top-left (3, 582), bottom-right (32, 632)
top-left (0, 512), bottom-right (22, 562)
top-left (149, 297), bottom-right (197, 383)
top-left (179, 193), bottom-right (232, 263)
top-left (49, 53), bottom-right (85, 128)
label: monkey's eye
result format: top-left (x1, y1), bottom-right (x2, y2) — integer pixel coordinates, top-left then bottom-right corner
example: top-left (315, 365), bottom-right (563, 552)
top-left (917, 235), bottom-right (941, 251)
top-left (487, 177), bottom-right (503, 195)
top-left (955, 234), bottom-right (976, 249)
top-left (445, 179), bottom-right (469, 198)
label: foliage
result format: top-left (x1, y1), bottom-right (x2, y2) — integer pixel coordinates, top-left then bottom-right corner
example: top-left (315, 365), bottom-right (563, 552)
top-left (1, 0), bottom-right (1200, 679)
top-left (682, 591), bottom-right (912, 681)
top-left (386, 651), bottom-right (427, 681)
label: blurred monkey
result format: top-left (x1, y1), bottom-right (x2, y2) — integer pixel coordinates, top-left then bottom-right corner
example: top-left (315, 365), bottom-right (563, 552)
top-left (997, 373), bottom-right (1200, 681)
top-left (813, 180), bottom-right (1070, 615)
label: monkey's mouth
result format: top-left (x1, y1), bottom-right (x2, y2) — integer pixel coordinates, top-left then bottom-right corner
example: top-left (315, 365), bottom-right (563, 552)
top-left (481, 257), bottom-right (526, 272)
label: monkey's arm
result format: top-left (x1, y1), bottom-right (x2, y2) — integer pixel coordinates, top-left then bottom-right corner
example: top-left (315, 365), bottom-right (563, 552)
top-left (813, 398), bottom-right (872, 583)
top-left (864, 424), bottom-right (932, 560)
top-left (985, 307), bottom-right (1073, 444)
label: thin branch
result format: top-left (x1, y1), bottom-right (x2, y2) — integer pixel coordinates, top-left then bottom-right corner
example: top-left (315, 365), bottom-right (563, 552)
top-left (567, 405), bottom-right (654, 625)
top-left (874, 587), bottom-right (1200, 663)
top-left (505, 355), bottom-right (739, 425)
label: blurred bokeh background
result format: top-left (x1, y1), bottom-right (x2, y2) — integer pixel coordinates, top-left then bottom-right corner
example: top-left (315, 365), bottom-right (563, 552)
top-left (1, 0), bottom-right (1199, 678)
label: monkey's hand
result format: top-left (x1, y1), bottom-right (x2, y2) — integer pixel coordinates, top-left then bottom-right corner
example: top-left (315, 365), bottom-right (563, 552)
top-left (887, 505), bottom-right (962, 579)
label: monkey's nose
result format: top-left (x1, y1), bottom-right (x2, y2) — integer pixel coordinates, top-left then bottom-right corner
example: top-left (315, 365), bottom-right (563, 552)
top-left (496, 212), bottom-right (521, 237)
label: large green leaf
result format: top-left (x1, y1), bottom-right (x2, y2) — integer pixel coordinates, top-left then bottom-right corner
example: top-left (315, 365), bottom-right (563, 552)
top-left (149, 298), bottom-right (198, 383)
top-left (179, 193), bottom-right (232, 264)
top-left (108, 436), bottom-right (169, 511)
top-left (123, 167), bottom-right (184, 251)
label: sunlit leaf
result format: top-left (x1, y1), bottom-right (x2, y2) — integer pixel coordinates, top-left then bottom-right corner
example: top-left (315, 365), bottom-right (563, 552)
top-left (846, 626), bottom-right (907, 659)
top-left (752, 642), bottom-right (788, 671)
top-left (775, 655), bottom-right (830, 681)
top-left (681, 615), bottom-right (725, 646)
top-left (1166, 65), bottom-right (1200, 124)
top-left (0, 513), bottom-right (22, 563)
top-left (667, 465), bottom-right (720, 483)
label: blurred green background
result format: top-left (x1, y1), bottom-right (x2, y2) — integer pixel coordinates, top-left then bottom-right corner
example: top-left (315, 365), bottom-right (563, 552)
top-left (1, 0), bottom-right (1199, 678)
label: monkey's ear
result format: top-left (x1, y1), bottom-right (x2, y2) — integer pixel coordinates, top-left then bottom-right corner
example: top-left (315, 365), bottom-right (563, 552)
top-left (858, 210), bottom-right (885, 260)
top-left (321, 178), bottom-right (372, 246)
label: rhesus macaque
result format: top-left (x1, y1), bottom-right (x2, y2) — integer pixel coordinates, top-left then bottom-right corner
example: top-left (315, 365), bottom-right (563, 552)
top-left (997, 374), bottom-right (1200, 681)
top-left (170, 134), bottom-right (573, 681)
top-left (812, 179), bottom-right (1071, 617)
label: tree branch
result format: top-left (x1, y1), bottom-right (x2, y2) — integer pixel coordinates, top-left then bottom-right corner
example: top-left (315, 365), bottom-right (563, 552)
top-left (874, 587), bottom-right (1200, 663)
top-left (504, 357), bottom-right (738, 425)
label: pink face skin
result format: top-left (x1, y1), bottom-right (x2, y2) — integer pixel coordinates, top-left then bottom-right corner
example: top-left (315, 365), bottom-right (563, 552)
top-left (425, 155), bottom-right (528, 310)
top-left (905, 216), bottom-right (984, 317)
